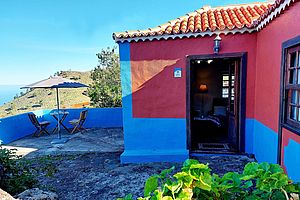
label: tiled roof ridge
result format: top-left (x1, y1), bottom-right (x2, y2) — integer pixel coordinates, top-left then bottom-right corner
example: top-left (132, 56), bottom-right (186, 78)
top-left (115, 2), bottom-right (269, 34)
top-left (113, 0), bottom-right (297, 42)
top-left (161, 2), bottom-right (271, 30)
top-left (255, 0), bottom-right (299, 29)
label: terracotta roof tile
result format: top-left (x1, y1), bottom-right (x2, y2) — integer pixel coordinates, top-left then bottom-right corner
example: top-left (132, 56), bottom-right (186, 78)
top-left (113, 0), bottom-right (298, 42)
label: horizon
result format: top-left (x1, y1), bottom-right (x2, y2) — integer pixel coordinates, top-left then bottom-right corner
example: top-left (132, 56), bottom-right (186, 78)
top-left (0, 0), bottom-right (261, 85)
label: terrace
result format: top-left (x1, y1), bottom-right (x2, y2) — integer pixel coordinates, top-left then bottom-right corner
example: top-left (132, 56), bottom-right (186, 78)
top-left (0, 108), bottom-right (255, 199)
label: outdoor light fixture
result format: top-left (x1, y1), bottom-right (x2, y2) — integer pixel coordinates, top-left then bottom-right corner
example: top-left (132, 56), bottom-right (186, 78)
top-left (214, 35), bottom-right (222, 54)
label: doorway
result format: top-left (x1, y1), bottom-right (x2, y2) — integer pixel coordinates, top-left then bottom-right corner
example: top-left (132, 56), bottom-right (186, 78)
top-left (186, 53), bottom-right (246, 153)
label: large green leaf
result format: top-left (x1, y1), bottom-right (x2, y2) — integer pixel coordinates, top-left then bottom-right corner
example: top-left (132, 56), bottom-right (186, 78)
top-left (120, 160), bottom-right (300, 200)
top-left (174, 172), bottom-right (193, 187)
top-left (177, 188), bottom-right (193, 200)
top-left (269, 164), bottom-right (284, 174)
top-left (242, 180), bottom-right (253, 189)
top-left (221, 172), bottom-right (241, 188)
top-left (162, 197), bottom-right (173, 200)
top-left (243, 162), bottom-right (259, 176)
top-left (144, 176), bottom-right (159, 197)
top-left (160, 166), bottom-right (175, 179)
top-left (164, 181), bottom-right (183, 194)
top-left (150, 190), bottom-right (163, 200)
top-left (189, 163), bottom-right (210, 181)
top-left (197, 173), bottom-right (212, 191)
top-left (182, 159), bottom-right (199, 171)
top-left (259, 162), bottom-right (270, 172)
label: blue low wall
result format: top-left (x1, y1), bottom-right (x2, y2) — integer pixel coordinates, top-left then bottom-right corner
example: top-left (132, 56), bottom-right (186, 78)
top-left (245, 118), bottom-right (278, 164)
top-left (0, 110), bottom-right (44, 144)
top-left (284, 139), bottom-right (300, 182)
top-left (0, 108), bottom-right (123, 144)
top-left (121, 117), bottom-right (188, 163)
top-left (42, 108), bottom-right (123, 129)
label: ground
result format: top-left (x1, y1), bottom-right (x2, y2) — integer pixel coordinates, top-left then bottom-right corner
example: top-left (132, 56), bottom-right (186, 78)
top-left (5, 128), bottom-right (255, 200)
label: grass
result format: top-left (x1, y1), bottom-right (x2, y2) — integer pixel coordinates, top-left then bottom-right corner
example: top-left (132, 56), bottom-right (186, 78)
top-left (0, 71), bottom-right (93, 118)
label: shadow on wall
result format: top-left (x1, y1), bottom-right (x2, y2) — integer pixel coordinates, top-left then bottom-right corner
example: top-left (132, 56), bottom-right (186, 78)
top-left (0, 108), bottom-right (123, 144)
top-left (120, 55), bottom-right (189, 163)
top-left (131, 59), bottom-right (186, 118)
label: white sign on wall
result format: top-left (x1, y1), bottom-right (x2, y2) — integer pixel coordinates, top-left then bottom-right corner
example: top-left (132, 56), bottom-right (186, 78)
top-left (174, 68), bottom-right (182, 78)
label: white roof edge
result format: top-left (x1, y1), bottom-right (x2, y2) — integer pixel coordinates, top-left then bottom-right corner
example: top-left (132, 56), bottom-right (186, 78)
top-left (114, 28), bottom-right (257, 43)
top-left (257, 0), bottom-right (295, 30)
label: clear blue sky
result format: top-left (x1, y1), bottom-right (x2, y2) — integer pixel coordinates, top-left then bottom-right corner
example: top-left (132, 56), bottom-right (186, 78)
top-left (0, 0), bottom-right (261, 85)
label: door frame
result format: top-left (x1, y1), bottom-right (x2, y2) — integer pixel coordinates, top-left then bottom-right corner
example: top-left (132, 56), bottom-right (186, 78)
top-left (186, 52), bottom-right (247, 153)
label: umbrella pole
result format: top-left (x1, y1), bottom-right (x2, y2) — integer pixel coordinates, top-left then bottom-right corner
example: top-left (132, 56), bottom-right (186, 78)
top-left (56, 88), bottom-right (61, 139)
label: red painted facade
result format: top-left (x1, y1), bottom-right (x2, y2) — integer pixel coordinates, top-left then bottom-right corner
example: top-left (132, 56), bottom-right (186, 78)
top-left (255, 2), bottom-right (300, 132)
top-left (130, 34), bottom-right (257, 118)
top-left (130, 1), bottom-right (300, 147)
top-left (126, 1), bottom-right (300, 178)
top-left (254, 2), bottom-right (300, 169)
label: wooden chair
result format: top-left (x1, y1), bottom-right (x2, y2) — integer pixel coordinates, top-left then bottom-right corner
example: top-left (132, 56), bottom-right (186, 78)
top-left (69, 110), bottom-right (88, 134)
top-left (28, 113), bottom-right (50, 137)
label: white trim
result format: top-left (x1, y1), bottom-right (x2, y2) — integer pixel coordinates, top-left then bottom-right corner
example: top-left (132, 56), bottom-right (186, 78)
top-left (114, 28), bottom-right (257, 43)
top-left (256, 0), bottom-right (295, 30)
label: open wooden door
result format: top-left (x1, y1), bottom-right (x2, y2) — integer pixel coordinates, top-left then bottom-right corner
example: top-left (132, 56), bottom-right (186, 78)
top-left (228, 60), bottom-right (240, 151)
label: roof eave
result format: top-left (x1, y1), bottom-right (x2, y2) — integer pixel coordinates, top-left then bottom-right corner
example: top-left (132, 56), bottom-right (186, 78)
top-left (113, 27), bottom-right (257, 43)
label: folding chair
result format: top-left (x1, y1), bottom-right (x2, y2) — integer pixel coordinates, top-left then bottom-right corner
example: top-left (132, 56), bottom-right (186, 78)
top-left (28, 113), bottom-right (50, 137)
top-left (69, 110), bottom-right (88, 134)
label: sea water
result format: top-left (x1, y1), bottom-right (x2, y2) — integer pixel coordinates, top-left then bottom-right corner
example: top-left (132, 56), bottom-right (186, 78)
top-left (0, 85), bottom-right (23, 106)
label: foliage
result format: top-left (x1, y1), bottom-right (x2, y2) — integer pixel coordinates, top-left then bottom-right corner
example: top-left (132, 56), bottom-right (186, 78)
top-left (88, 47), bottom-right (122, 108)
top-left (118, 159), bottom-right (300, 200)
top-left (0, 146), bottom-right (37, 195)
top-left (0, 146), bottom-right (59, 195)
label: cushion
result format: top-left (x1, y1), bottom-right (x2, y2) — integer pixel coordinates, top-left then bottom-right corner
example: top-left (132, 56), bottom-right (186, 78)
top-left (214, 106), bottom-right (226, 116)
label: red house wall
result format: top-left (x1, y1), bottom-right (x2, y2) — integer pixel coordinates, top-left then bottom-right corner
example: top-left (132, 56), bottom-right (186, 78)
top-left (255, 2), bottom-right (300, 132)
top-left (255, 2), bottom-right (300, 180)
top-left (130, 34), bottom-right (257, 118)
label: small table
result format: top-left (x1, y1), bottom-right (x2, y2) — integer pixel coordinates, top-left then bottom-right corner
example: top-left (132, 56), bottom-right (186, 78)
top-left (50, 111), bottom-right (70, 133)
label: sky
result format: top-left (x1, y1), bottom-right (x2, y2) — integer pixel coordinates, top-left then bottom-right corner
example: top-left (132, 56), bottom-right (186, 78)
top-left (0, 0), bottom-right (262, 85)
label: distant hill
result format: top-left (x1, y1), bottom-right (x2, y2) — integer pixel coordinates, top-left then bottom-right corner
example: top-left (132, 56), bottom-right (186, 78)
top-left (0, 71), bottom-right (92, 118)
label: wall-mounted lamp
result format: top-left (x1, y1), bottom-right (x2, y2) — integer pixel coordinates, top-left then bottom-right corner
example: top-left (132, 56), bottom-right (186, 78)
top-left (214, 35), bottom-right (222, 54)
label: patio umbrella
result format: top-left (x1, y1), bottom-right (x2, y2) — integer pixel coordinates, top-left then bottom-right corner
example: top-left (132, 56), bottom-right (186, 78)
top-left (22, 76), bottom-right (88, 143)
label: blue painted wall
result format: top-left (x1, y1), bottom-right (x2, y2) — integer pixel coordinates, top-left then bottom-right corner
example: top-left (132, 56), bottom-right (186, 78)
top-left (0, 108), bottom-right (123, 144)
top-left (0, 111), bottom-right (44, 144)
top-left (245, 118), bottom-right (278, 164)
top-left (42, 108), bottom-right (123, 129)
top-left (284, 139), bottom-right (300, 182)
top-left (119, 42), bottom-right (188, 163)
top-left (245, 118), bottom-right (254, 153)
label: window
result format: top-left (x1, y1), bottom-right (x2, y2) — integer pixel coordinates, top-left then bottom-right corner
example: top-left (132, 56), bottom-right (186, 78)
top-left (284, 46), bottom-right (300, 129)
top-left (222, 74), bottom-right (235, 99)
top-left (222, 74), bottom-right (229, 98)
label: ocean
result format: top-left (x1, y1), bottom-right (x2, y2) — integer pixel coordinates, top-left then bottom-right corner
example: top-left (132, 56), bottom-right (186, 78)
top-left (0, 85), bottom-right (24, 106)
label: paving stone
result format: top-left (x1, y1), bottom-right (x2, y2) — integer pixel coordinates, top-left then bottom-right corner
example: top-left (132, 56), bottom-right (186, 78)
top-left (6, 128), bottom-right (256, 199)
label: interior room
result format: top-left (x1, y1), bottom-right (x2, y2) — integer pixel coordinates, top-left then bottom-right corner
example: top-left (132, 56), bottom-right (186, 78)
top-left (190, 58), bottom-right (239, 152)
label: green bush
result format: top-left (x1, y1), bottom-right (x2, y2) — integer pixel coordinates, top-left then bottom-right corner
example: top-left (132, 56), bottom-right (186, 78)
top-left (119, 159), bottom-right (300, 200)
top-left (0, 146), bottom-right (38, 195)
top-left (88, 47), bottom-right (122, 108)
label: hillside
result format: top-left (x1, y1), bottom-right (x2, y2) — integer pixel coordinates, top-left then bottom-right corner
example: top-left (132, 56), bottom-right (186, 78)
top-left (0, 71), bottom-right (92, 118)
